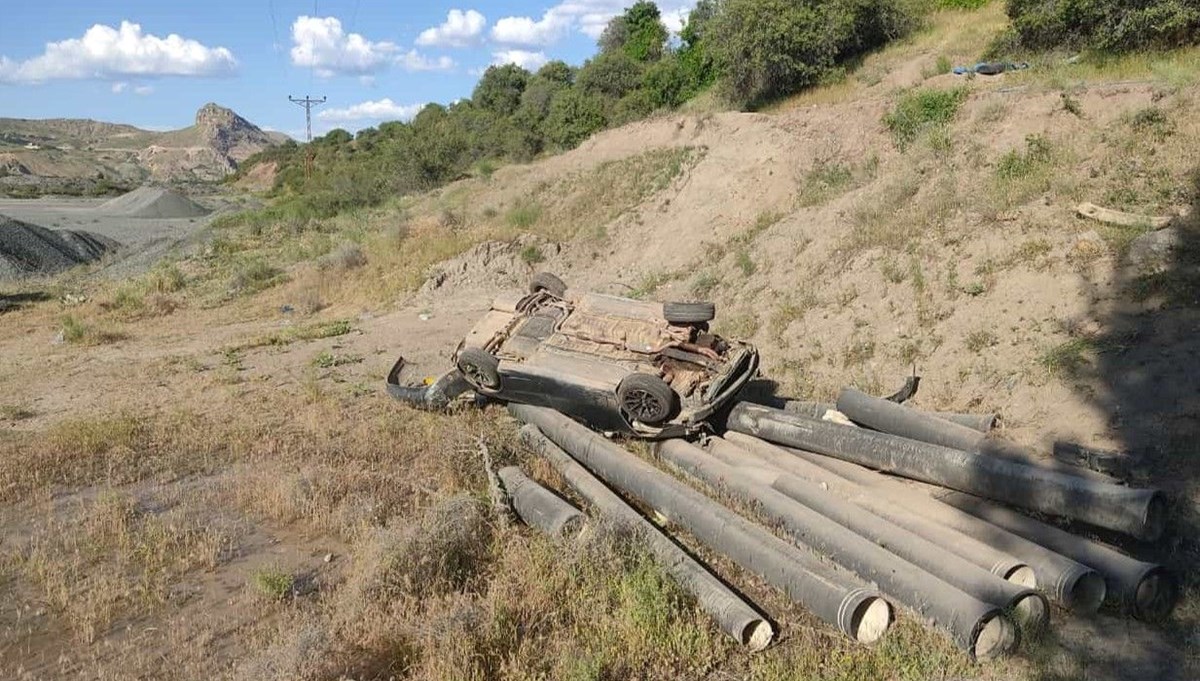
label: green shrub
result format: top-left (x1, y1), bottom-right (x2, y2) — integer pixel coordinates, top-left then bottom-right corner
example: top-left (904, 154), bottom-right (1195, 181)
top-left (710, 0), bottom-right (916, 107)
top-left (578, 52), bottom-right (645, 99)
top-left (229, 258), bottom-right (285, 295)
top-left (545, 89), bottom-right (608, 149)
top-left (883, 87), bottom-right (968, 149)
top-left (520, 245), bottom-right (546, 264)
top-left (506, 201), bottom-right (543, 229)
top-left (1006, 0), bottom-right (1200, 52)
top-left (996, 134), bottom-right (1054, 180)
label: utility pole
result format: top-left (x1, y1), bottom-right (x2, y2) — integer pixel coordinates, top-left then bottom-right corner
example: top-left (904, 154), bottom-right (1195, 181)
top-left (288, 95), bottom-right (326, 143)
top-left (289, 95), bottom-right (326, 179)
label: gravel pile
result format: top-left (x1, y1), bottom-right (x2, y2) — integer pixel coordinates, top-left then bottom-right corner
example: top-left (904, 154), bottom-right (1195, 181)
top-left (0, 215), bottom-right (121, 279)
top-left (98, 186), bottom-right (210, 219)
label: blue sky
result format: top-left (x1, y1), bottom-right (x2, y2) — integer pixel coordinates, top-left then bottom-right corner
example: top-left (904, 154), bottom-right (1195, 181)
top-left (0, 0), bottom-right (695, 138)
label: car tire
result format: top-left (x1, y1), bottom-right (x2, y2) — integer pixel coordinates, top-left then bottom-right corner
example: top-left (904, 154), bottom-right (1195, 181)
top-left (618, 373), bottom-right (677, 425)
top-left (457, 348), bottom-right (501, 391)
top-left (664, 301), bottom-right (716, 324)
top-left (529, 272), bottom-right (567, 297)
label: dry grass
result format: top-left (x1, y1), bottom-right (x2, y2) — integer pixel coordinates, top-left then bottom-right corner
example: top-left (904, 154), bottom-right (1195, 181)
top-left (3, 490), bottom-right (234, 642)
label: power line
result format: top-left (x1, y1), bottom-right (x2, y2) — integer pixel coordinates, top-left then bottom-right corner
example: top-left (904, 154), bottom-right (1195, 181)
top-left (289, 95), bottom-right (327, 143)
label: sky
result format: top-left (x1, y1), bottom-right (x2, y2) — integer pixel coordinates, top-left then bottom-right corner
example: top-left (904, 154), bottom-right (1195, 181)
top-left (0, 0), bottom-right (696, 139)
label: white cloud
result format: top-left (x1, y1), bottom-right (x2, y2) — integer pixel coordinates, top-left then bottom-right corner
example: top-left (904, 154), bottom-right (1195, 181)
top-left (492, 0), bottom-right (696, 46)
top-left (318, 98), bottom-right (425, 123)
top-left (290, 15), bottom-right (398, 76)
top-left (111, 81), bottom-right (127, 93)
top-left (0, 21), bottom-right (236, 84)
top-left (398, 49), bottom-right (455, 72)
top-left (661, 8), bottom-right (689, 35)
top-left (491, 12), bottom-right (572, 46)
top-left (416, 9), bottom-right (486, 48)
top-left (134, 84), bottom-right (154, 95)
top-left (492, 50), bottom-right (548, 71)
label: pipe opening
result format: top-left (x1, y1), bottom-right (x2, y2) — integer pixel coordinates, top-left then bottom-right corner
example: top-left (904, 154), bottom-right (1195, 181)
top-left (973, 614), bottom-right (1017, 660)
top-left (1067, 571), bottom-right (1107, 613)
top-left (1135, 568), bottom-right (1179, 622)
top-left (1004, 565), bottom-right (1037, 589)
top-left (1142, 492), bottom-right (1168, 541)
top-left (742, 620), bottom-right (775, 652)
top-left (1013, 593), bottom-right (1049, 629)
top-left (850, 598), bottom-right (892, 644)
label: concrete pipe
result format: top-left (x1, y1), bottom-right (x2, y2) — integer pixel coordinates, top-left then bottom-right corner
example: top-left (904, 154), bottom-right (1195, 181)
top-left (790, 448), bottom-right (1108, 613)
top-left (660, 439), bottom-right (1027, 657)
top-left (715, 434), bottom-right (1035, 589)
top-left (939, 492), bottom-right (1178, 622)
top-left (835, 388), bottom-right (1119, 483)
top-left (783, 399), bottom-right (998, 433)
top-left (728, 402), bottom-right (1166, 541)
top-left (518, 426), bottom-right (774, 650)
top-left (510, 405), bottom-right (892, 645)
top-left (498, 466), bottom-right (586, 540)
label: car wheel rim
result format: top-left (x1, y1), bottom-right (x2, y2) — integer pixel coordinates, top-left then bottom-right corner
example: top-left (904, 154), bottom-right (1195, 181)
top-left (463, 363), bottom-right (493, 389)
top-left (624, 389), bottom-right (663, 421)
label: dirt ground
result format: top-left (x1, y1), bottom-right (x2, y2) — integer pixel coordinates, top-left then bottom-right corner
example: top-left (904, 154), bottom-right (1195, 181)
top-left (2, 5), bottom-right (1199, 679)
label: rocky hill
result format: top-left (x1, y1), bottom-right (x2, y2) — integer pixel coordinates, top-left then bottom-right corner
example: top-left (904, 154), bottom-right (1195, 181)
top-left (0, 103), bottom-right (284, 194)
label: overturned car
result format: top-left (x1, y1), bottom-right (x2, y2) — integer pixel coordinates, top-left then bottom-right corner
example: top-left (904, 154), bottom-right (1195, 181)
top-left (387, 272), bottom-right (759, 437)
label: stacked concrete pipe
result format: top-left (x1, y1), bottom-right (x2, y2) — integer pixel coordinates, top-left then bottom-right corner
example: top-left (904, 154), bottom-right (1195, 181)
top-left (511, 404), bottom-right (893, 647)
top-left (727, 402), bottom-right (1166, 541)
top-left (518, 425), bottom-right (775, 650)
top-left (657, 438), bottom-right (1021, 659)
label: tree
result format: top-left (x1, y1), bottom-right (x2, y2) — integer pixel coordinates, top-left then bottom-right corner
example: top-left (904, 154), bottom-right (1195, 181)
top-left (599, 1), bottom-right (669, 62)
top-left (709, 0), bottom-right (914, 108)
top-left (544, 88), bottom-right (607, 149)
top-left (536, 60), bottom-right (575, 85)
top-left (577, 52), bottom-right (644, 99)
top-left (472, 64), bottom-right (531, 117)
top-left (643, 56), bottom-right (690, 108)
top-left (679, 0), bottom-right (719, 89)
top-left (1006, 0), bottom-right (1200, 52)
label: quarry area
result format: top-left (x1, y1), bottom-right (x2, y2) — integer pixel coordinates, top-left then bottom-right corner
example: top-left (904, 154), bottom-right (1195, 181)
top-left (2, 4), bottom-right (1200, 681)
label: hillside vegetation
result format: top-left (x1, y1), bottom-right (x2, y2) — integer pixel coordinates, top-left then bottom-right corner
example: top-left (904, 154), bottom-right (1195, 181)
top-left (3, 1), bottom-right (1200, 680)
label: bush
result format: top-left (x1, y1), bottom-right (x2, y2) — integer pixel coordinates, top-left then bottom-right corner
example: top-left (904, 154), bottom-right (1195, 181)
top-left (883, 87), bottom-right (968, 149)
top-left (1006, 0), bottom-right (1200, 52)
top-left (710, 0), bottom-right (916, 107)
top-left (578, 52), bottom-right (645, 99)
top-left (545, 89), bottom-right (608, 149)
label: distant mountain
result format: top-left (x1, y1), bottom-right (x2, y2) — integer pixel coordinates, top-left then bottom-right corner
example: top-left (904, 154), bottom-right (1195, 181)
top-left (0, 104), bottom-right (286, 195)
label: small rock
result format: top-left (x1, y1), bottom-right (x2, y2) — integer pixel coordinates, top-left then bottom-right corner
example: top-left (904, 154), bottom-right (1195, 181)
top-left (280, 305), bottom-right (294, 314)
top-left (418, 313), bottom-right (432, 321)
top-left (324, 553), bottom-right (334, 563)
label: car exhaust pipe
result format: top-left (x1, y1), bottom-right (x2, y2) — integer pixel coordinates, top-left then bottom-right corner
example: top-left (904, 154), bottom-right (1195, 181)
top-left (727, 402), bottom-right (1166, 541)
top-left (510, 405), bottom-right (892, 646)
top-left (497, 466), bottom-right (586, 540)
top-left (781, 400), bottom-right (997, 433)
top-left (835, 388), bottom-right (1118, 483)
top-left (716, 434), bottom-right (1035, 588)
top-left (659, 439), bottom-right (1026, 658)
top-left (518, 425), bottom-right (774, 650)
top-left (789, 448), bottom-right (1108, 613)
top-left (939, 492), bottom-right (1178, 622)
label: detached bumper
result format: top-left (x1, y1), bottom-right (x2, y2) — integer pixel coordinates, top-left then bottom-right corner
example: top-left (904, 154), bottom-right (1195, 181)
top-left (385, 357), bottom-right (472, 410)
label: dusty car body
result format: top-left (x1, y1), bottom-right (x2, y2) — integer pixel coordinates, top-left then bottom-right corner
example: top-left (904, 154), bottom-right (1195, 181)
top-left (388, 273), bottom-right (759, 438)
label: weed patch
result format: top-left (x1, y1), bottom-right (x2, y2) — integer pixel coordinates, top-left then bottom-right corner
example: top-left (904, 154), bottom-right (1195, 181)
top-left (251, 567), bottom-right (295, 600)
top-left (884, 88), bottom-right (967, 150)
top-left (60, 315), bottom-right (126, 346)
